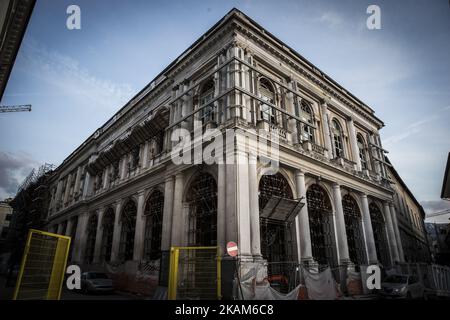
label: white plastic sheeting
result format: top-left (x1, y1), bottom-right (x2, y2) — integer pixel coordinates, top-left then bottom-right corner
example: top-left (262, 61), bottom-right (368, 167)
top-left (237, 265), bottom-right (300, 300)
top-left (302, 267), bottom-right (338, 300)
top-left (240, 281), bottom-right (301, 300)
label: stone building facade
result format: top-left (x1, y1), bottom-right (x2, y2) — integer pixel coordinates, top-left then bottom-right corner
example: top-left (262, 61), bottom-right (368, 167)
top-left (387, 161), bottom-right (430, 264)
top-left (44, 9), bottom-right (429, 294)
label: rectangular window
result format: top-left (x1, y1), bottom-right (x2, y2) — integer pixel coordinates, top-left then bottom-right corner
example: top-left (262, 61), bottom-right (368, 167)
top-left (334, 135), bottom-right (343, 157)
top-left (200, 91), bottom-right (214, 123)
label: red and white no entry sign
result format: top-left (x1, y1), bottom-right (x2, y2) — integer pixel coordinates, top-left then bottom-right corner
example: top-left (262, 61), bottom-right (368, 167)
top-left (226, 241), bottom-right (238, 257)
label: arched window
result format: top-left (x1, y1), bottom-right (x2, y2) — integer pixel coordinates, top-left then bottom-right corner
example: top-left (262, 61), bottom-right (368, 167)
top-left (306, 184), bottom-right (337, 268)
top-left (143, 190), bottom-right (164, 261)
top-left (300, 101), bottom-right (315, 142)
top-left (119, 200), bottom-right (137, 262)
top-left (369, 203), bottom-right (390, 266)
top-left (258, 78), bottom-right (276, 124)
top-left (84, 214), bottom-right (98, 264)
top-left (357, 134), bottom-right (368, 170)
top-left (199, 79), bottom-right (215, 124)
top-left (259, 173), bottom-right (295, 293)
top-left (332, 119), bottom-right (344, 158)
top-left (342, 195), bottom-right (367, 266)
top-left (187, 172), bottom-right (217, 246)
top-left (101, 208), bottom-right (115, 262)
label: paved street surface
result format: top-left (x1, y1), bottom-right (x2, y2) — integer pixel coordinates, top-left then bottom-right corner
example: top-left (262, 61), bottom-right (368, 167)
top-left (60, 288), bottom-right (148, 300)
top-left (0, 276), bottom-right (148, 300)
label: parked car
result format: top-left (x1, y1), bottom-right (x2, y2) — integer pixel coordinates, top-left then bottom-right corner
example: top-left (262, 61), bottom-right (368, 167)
top-left (80, 272), bottom-right (114, 294)
top-left (380, 274), bottom-right (425, 299)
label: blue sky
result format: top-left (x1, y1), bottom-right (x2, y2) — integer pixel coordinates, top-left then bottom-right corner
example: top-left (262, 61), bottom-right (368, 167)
top-left (1, 0), bottom-right (449, 214)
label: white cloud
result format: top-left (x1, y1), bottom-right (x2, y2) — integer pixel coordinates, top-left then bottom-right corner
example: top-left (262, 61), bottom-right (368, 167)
top-left (384, 106), bottom-right (450, 147)
top-left (316, 11), bottom-right (344, 28)
top-left (17, 39), bottom-right (136, 110)
top-left (0, 151), bottom-right (39, 199)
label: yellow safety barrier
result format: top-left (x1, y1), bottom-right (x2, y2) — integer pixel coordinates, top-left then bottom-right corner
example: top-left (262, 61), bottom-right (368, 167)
top-left (168, 246), bottom-right (221, 300)
top-left (13, 229), bottom-right (71, 300)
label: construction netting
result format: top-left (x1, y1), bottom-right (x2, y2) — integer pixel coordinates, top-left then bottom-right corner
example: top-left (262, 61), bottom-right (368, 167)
top-left (168, 246), bottom-right (221, 300)
top-left (13, 229), bottom-right (71, 300)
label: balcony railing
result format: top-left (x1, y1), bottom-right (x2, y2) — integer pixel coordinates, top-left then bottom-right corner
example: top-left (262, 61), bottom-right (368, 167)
top-left (311, 142), bottom-right (327, 156)
top-left (269, 123), bottom-right (287, 139)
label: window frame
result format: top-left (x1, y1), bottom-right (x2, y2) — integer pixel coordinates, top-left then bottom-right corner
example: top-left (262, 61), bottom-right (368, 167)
top-left (199, 79), bottom-right (215, 124)
top-left (357, 134), bottom-right (368, 170)
top-left (332, 119), bottom-right (344, 158)
top-left (300, 101), bottom-right (315, 143)
top-left (258, 78), bottom-right (276, 124)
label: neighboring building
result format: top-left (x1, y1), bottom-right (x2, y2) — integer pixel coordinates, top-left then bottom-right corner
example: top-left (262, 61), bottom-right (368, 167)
top-left (0, 199), bottom-right (13, 273)
top-left (442, 152), bottom-right (450, 201)
top-left (0, 199), bottom-right (13, 241)
top-left (5, 164), bottom-right (54, 270)
top-left (43, 9), bottom-right (419, 295)
top-left (387, 159), bottom-right (431, 263)
top-left (425, 223), bottom-right (450, 266)
top-left (0, 0), bottom-right (36, 101)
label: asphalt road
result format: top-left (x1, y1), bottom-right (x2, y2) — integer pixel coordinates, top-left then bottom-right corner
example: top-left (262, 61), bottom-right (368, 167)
top-left (60, 288), bottom-right (147, 300)
top-left (0, 276), bottom-right (148, 300)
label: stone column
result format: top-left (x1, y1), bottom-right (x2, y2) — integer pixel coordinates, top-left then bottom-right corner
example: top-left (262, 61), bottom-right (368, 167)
top-left (133, 191), bottom-right (146, 261)
top-left (63, 174), bottom-right (72, 206)
top-left (375, 135), bottom-right (387, 178)
top-left (332, 183), bottom-right (351, 264)
top-left (320, 102), bottom-right (333, 159)
top-left (369, 133), bottom-right (381, 177)
top-left (103, 166), bottom-right (110, 190)
top-left (287, 81), bottom-right (299, 145)
top-left (235, 61), bottom-right (247, 121)
top-left (161, 176), bottom-right (175, 250)
top-left (389, 203), bottom-right (405, 262)
top-left (66, 218), bottom-right (74, 237)
top-left (93, 208), bottom-right (105, 263)
top-left (248, 153), bottom-right (261, 258)
top-left (235, 150), bottom-right (252, 258)
top-left (110, 200), bottom-right (122, 262)
top-left (241, 54), bottom-right (252, 122)
top-left (181, 89), bottom-right (191, 130)
top-left (360, 194), bottom-right (378, 264)
top-left (74, 166), bottom-right (82, 197)
top-left (55, 179), bottom-right (63, 209)
top-left (295, 170), bottom-right (313, 262)
top-left (180, 204), bottom-right (190, 247)
top-left (383, 201), bottom-right (400, 263)
top-left (347, 117), bottom-right (362, 171)
top-left (141, 141), bottom-right (149, 169)
top-left (120, 155), bottom-right (128, 180)
top-left (217, 163), bottom-right (227, 254)
top-left (82, 172), bottom-right (91, 199)
top-left (73, 213), bottom-right (89, 264)
top-left (170, 174), bottom-right (185, 246)
top-left (225, 163), bottom-right (238, 244)
top-left (57, 223), bottom-right (63, 235)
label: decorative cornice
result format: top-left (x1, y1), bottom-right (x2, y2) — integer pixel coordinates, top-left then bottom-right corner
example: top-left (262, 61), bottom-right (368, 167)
top-left (232, 21), bottom-right (384, 129)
